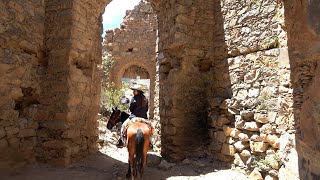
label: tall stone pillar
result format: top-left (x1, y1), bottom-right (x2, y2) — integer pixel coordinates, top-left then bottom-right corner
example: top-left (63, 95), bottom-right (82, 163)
top-left (154, 0), bottom-right (215, 161)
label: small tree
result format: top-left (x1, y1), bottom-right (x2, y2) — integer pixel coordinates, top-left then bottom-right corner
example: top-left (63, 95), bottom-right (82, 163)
top-left (101, 54), bottom-right (115, 86)
top-left (100, 82), bottom-right (130, 117)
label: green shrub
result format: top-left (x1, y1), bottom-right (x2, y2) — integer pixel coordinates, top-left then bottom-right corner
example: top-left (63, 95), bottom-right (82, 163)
top-left (252, 158), bottom-right (271, 171)
top-left (100, 82), bottom-right (130, 117)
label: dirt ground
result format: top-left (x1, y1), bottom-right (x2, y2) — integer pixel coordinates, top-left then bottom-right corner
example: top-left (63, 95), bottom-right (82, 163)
top-left (2, 143), bottom-right (249, 180)
top-left (1, 120), bottom-right (249, 180)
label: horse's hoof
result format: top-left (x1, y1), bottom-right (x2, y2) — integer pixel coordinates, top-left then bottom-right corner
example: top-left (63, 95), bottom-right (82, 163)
top-left (126, 173), bottom-right (131, 178)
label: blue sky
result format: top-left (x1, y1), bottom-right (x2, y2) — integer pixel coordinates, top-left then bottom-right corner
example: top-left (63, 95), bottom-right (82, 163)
top-left (102, 0), bottom-right (141, 37)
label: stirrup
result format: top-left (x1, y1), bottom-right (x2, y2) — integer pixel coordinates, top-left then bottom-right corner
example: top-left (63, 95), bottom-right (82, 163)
top-left (116, 140), bottom-right (124, 148)
top-left (149, 142), bottom-right (153, 149)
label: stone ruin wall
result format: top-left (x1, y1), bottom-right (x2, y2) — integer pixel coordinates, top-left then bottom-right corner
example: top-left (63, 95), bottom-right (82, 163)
top-left (0, 0), bottom-right (111, 169)
top-left (0, 0), bottom-right (319, 179)
top-left (284, 1), bottom-right (320, 179)
top-left (156, 0), bottom-right (215, 161)
top-left (0, 0), bottom-right (45, 169)
top-left (103, 1), bottom-right (157, 118)
top-left (206, 0), bottom-right (299, 179)
top-left (205, 0), bottom-right (320, 179)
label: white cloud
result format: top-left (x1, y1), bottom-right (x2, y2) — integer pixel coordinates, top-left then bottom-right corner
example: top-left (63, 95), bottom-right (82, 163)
top-left (102, 0), bottom-right (141, 31)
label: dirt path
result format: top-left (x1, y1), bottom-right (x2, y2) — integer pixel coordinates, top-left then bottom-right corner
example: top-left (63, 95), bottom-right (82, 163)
top-left (2, 143), bottom-right (249, 180)
top-left (2, 121), bottom-right (249, 180)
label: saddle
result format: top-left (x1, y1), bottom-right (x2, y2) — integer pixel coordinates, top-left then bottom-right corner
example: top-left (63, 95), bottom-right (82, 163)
top-left (121, 117), bottom-right (154, 139)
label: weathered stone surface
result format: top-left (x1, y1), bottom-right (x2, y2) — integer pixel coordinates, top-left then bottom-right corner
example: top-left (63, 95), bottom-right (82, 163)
top-left (250, 141), bottom-right (269, 152)
top-left (240, 110), bottom-right (254, 121)
top-left (158, 160), bottom-right (175, 170)
top-left (216, 116), bottom-right (231, 127)
top-left (265, 175), bottom-right (278, 180)
top-left (244, 122), bottom-right (260, 131)
top-left (230, 128), bottom-right (241, 138)
top-left (249, 168), bottom-right (263, 180)
top-left (260, 124), bottom-right (273, 134)
top-left (217, 154), bottom-right (234, 163)
top-left (238, 133), bottom-right (249, 142)
top-left (234, 153), bottom-right (245, 166)
top-left (208, 141), bottom-right (222, 153)
top-left (278, 167), bottom-right (299, 180)
top-left (240, 149), bottom-right (251, 157)
top-left (221, 143), bottom-right (236, 156)
top-left (254, 113), bottom-right (269, 123)
top-left (226, 137), bottom-right (235, 144)
top-left (0, 138), bottom-right (8, 149)
top-left (233, 141), bottom-right (249, 152)
top-left (181, 158), bottom-right (190, 165)
top-left (164, 126), bottom-right (176, 136)
top-left (18, 129), bottom-right (36, 138)
top-left (222, 125), bottom-right (233, 136)
top-left (147, 152), bottom-right (162, 167)
top-left (250, 133), bottom-right (267, 142)
top-left (0, 128), bottom-right (6, 139)
top-left (266, 134), bottom-right (280, 149)
top-left (5, 127), bottom-right (19, 137)
top-left (214, 131), bottom-right (226, 143)
top-left (265, 154), bottom-right (280, 170)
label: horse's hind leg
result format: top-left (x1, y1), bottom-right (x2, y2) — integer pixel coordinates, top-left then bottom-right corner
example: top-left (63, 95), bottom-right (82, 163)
top-left (127, 155), bottom-right (136, 180)
top-left (126, 159), bottom-right (131, 178)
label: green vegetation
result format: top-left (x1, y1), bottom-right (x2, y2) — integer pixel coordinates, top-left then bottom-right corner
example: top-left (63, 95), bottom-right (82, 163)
top-left (255, 56), bottom-right (278, 68)
top-left (259, 91), bottom-right (272, 100)
top-left (100, 53), bottom-right (129, 116)
top-left (101, 54), bottom-right (115, 80)
top-left (252, 158), bottom-right (271, 171)
top-left (260, 35), bottom-right (280, 50)
top-left (100, 82), bottom-right (130, 116)
top-left (257, 103), bottom-right (268, 111)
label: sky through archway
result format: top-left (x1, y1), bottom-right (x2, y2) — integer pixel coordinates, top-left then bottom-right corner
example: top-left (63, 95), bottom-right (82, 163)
top-left (102, 0), bottom-right (140, 37)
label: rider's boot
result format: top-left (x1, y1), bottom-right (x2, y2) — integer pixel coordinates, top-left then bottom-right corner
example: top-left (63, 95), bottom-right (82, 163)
top-left (116, 138), bottom-right (124, 148)
top-left (149, 138), bottom-right (153, 149)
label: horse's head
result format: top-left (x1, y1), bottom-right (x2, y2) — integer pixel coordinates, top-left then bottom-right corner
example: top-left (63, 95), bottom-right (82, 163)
top-left (107, 107), bottom-right (121, 130)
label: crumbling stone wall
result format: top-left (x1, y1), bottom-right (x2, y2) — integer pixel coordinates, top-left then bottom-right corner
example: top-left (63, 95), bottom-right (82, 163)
top-left (0, 1), bottom-right (320, 179)
top-left (0, 0), bottom-right (45, 169)
top-left (0, 0), bottom-right (111, 169)
top-left (155, 0), bottom-right (215, 161)
top-left (206, 0), bottom-right (299, 179)
top-left (283, 0), bottom-right (320, 179)
top-left (34, 0), bottom-right (105, 166)
top-left (103, 1), bottom-right (157, 118)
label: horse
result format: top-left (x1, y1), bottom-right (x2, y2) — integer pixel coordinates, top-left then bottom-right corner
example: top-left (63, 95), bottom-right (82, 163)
top-left (107, 108), bottom-right (151, 179)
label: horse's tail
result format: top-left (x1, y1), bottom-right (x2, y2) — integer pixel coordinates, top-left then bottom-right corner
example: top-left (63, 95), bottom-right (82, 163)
top-left (135, 129), bottom-right (144, 174)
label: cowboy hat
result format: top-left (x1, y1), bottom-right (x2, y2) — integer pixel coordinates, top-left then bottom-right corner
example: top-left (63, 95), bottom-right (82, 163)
top-left (130, 84), bottom-right (143, 92)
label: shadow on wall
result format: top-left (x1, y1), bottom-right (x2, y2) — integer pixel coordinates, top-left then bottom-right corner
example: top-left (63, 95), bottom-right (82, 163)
top-left (283, 0), bottom-right (320, 179)
top-left (211, 0), bottom-right (232, 100)
top-left (206, 0), bottom-right (233, 162)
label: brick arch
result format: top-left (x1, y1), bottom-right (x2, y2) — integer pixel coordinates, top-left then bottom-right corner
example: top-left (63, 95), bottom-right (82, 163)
top-left (114, 62), bottom-right (153, 88)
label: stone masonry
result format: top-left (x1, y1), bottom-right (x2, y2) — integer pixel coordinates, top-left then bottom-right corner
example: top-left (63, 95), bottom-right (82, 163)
top-left (206, 1), bottom-right (297, 179)
top-left (103, 1), bottom-right (157, 118)
top-left (0, 0), bottom-right (320, 179)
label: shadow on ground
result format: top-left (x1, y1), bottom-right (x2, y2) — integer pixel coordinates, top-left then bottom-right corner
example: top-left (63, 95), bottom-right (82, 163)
top-left (1, 150), bottom-right (245, 180)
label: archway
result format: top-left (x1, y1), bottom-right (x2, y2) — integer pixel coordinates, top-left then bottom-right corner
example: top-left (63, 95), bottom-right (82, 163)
top-left (122, 65), bottom-right (150, 79)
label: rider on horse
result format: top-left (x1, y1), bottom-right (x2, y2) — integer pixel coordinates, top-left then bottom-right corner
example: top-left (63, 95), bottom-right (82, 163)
top-left (117, 84), bottom-right (153, 148)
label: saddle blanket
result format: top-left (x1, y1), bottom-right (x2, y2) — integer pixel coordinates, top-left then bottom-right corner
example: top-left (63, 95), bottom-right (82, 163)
top-left (121, 117), bottom-right (154, 139)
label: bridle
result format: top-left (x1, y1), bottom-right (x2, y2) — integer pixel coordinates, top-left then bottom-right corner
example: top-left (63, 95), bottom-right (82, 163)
top-left (109, 110), bottom-right (121, 129)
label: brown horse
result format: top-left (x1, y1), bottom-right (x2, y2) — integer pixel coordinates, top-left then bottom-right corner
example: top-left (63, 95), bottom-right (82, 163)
top-left (107, 108), bottom-right (151, 179)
